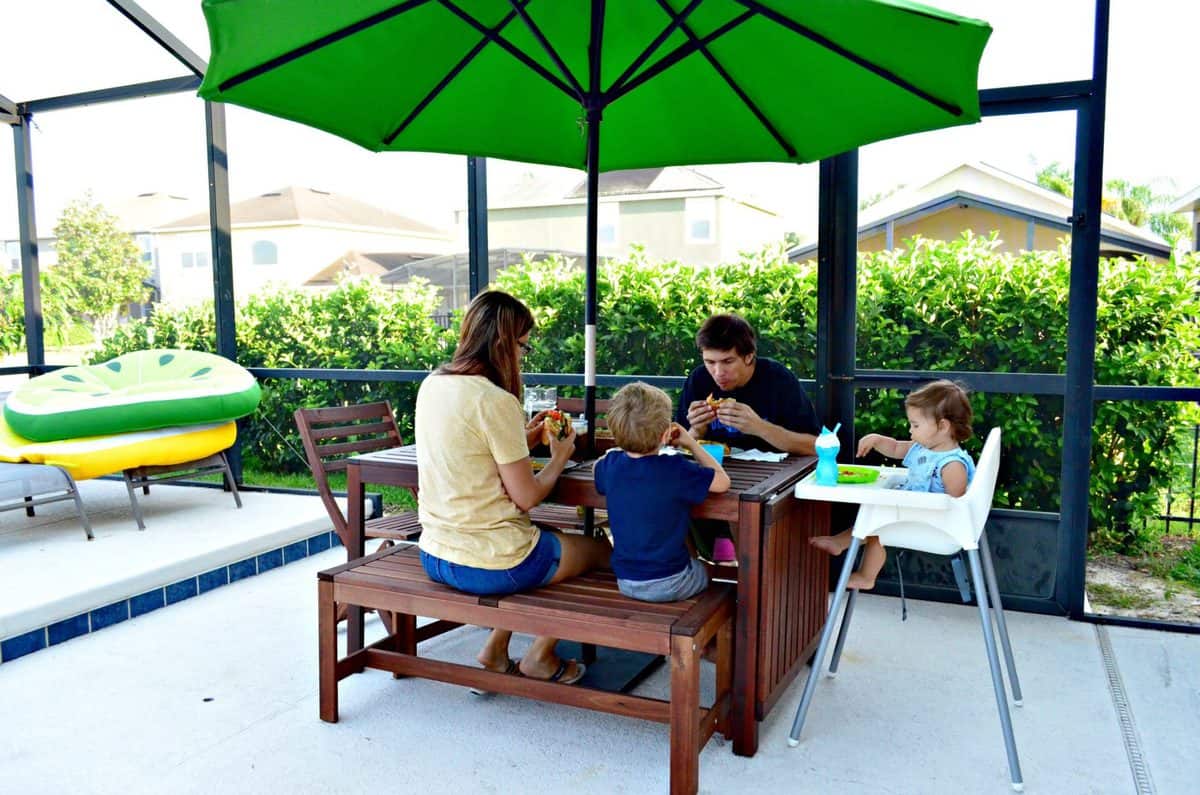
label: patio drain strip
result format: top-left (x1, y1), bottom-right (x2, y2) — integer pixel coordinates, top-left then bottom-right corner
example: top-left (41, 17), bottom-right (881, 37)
top-left (1095, 625), bottom-right (1155, 795)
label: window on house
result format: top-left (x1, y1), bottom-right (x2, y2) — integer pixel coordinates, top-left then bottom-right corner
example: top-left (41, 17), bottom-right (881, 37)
top-left (181, 251), bottom-right (211, 269)
top-left (685, 197), bottom-right (716, 243)
top-left (597, 202), bottom-right (619, 247)
top-left (252, 240), bottom-right (278, 265)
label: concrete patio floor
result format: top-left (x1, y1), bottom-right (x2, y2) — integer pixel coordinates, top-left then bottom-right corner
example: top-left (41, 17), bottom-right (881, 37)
top-left (1, 485), bottom-right (1197, 794)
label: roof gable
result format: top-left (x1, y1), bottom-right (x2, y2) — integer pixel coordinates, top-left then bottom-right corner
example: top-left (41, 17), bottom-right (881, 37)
top-left (156, 186), bottom-right (449, 237)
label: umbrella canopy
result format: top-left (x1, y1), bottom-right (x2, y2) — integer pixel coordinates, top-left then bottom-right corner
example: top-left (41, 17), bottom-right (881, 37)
top-left (199, 0), bottom-right (990, 439)
top-left (200, 0), bottom-right (990, 168)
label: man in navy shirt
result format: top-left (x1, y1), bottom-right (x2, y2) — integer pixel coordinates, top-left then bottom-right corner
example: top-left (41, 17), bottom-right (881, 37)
top-left (676, 314), bottom-right (820, 455)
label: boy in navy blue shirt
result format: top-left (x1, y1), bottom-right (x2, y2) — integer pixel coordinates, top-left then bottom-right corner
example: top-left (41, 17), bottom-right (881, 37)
top-left (594, 382), bottom-right (731, 602)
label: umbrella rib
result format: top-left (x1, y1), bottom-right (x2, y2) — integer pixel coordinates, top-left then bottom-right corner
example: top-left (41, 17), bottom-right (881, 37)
top-left (730, 0), bottom-right (964, 116)
top-left (606, 0), bottom-right (705, 97)
top-left (652, 0), bottom-right (796, 159)
top-left (507, 0), bottom-right (586, 100)
top-left (384, 3), bottom-right (542, 145)
top-left (438, 0), bottom-right (578, 100)
top-left (217, 0), bottom-right (433, 93)
top-left (606, 11), bottom-right (754, 104)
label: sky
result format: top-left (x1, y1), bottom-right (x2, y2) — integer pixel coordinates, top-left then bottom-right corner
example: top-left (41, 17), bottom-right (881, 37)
top-left (2, 0), bottom-right (1198, 242)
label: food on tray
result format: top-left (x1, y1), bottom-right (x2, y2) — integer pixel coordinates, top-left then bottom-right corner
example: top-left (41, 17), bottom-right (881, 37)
top-left (541, 409), bottom-right (571, 445)
top-left (836, 465), bottom-right (880, 484)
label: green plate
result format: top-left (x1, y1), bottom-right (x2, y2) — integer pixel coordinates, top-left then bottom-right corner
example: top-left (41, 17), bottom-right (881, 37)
top-left (837, 465), bottom-right (879, 484)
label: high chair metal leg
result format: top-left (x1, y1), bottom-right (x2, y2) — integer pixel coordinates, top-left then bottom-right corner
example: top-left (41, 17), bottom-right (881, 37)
top-left (788, 536), bottom-right (861, 746)
top-left (828, 543), bottom-right (865, 676)
top-left (827, 588), bottom-right (858, 677)
top-left (967, 549), bottom-right (1023, 791)
top-left (980, 531), bottom-right (1022, 705)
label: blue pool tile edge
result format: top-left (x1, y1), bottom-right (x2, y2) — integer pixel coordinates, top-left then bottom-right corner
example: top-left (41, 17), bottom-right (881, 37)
top-left (0, 529), bottom-right (343, 665)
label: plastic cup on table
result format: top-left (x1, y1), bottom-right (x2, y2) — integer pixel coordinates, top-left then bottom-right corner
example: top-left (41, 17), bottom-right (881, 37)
top-left (700, 442), bottom-right (725, 466)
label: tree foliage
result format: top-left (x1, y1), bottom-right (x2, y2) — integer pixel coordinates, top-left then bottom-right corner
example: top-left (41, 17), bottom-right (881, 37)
top-left (92, 240), bottom-right (1199, 554)
top-left (1035, 163), bottom-right (1192, 249)
top-left (52, 196), bottom-right (150, 339)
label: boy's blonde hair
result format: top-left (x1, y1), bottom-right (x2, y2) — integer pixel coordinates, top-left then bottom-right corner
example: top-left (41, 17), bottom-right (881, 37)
top-left (608, 381), bottom-right (673, 454)
top-left (905, 379), bottom-right (974, 442)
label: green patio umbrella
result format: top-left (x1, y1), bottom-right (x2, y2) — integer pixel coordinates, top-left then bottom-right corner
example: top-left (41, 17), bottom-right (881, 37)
top-left (199, 0), bottom-right (991, 432)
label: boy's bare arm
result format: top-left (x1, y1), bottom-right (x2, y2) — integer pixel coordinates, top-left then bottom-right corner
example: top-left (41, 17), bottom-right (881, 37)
top-left (670, 422), bottom-right (731, 493)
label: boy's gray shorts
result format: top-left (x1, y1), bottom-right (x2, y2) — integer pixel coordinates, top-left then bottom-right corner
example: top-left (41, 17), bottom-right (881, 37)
top-left (618, 557), bottom-right (710, 603)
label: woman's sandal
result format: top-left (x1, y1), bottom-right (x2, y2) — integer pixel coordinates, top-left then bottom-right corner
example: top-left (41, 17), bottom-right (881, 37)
top-left (542, 659), bottom-right (586, 685)
top-left (469, 657), bottom-right (522, 696)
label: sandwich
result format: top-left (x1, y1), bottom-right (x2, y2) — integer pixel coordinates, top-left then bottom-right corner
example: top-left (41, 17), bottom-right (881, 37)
top-left (542, 409), bottom-right (571, 445)
top-left (706, 393), bottom-right (735, 412)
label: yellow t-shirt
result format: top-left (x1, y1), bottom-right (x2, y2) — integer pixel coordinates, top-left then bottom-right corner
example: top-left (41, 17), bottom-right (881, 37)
top-left (415, 373), bottom-right (538, 569)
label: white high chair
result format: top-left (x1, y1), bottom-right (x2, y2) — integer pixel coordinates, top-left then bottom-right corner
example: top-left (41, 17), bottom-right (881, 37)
top-left (788, 427), bottom-right (1024, 791)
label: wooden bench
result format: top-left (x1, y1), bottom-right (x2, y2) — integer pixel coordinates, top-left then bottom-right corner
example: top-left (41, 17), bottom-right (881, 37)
top-left (318, 544), bottom-right (734, 795)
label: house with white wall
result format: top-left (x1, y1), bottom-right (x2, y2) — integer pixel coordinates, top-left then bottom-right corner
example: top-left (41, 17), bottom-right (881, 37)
top-left (464, 167), bottom-right (783, 266)
top-left (153, 186), bottom-right (454, 305)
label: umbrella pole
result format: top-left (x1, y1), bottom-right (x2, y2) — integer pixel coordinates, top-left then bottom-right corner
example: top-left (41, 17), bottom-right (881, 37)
top-left (584, 106), bottom-right (600, 458)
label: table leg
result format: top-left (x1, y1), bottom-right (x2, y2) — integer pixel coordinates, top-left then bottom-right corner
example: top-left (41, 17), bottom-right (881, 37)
top-left (732, 500), bottom-right (762, 757)
top-left (346, 464), bottom-right (366, 654)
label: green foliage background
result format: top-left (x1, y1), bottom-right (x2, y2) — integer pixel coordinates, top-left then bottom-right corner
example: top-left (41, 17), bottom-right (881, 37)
top-left (71, 236), bottom-right (1200, 553)
top-left (92, 279), bottom-right (454, 475)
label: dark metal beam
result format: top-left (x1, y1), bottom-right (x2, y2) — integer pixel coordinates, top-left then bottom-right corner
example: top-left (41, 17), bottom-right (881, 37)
top-left (204, 100), bottom-right (239, 479)
top-left (466, 157), bottom-right (488, 299)
top-left (23, 76), bottom-right (200, 114)
top-left (1058, 0), bottom-right (1110, 619)
top-left (106, 0), bottom-right (208, 76)
top-left (815, 151), bottom-right (858, 455)
top-left (12, 115), bottom-right (45, 373)
top-left (980, 81), bottom-right (1091, 116)
top-left (0, 93), bottom-right (16, 115)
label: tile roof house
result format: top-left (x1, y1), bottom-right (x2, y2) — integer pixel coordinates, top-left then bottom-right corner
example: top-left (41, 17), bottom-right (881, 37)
top-left (788, 162), bottom-right (1172, 263)
top-left (467, 166), bottom-right (783, 266)
top-left (152, 186), bottom-right (454, 305)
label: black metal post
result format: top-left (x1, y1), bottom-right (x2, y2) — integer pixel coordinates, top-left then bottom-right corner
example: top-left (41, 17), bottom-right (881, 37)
top-left (13, 113), bottom-right (45, 374)
top-left (204, 100), bottom-right (241, 482)
top-left (815, 151), bottom-right (858, 455)
top-left (1058, 0), bottom-right (1109, 618)
top-left (466, 156), bottom-right (488, 300)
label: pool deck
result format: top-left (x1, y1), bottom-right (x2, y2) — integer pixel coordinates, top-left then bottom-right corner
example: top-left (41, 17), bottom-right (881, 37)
top-left (1, 482), bottom-right (1197, 793)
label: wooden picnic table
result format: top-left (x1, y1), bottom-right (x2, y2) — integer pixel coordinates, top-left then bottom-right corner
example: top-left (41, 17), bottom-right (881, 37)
top-left (344, 445), bottom-right (830, 757)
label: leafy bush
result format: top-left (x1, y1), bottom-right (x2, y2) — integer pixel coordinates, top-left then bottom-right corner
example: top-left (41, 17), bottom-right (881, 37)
top-left (85, 237), bottom-right (1199, 554)
top-left (851, 235), bottom-right (1200, 552)
top-left (1, 269), bottom-right (84, 356)
top-left (503, 235), bottom-right (1199, 554)
top-left (92, 278), bottom-right (455, 473)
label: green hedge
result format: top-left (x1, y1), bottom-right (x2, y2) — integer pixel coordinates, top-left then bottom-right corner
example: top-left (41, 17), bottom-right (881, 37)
top-left (86, 236), bottom-right (1199, 553)
top-left (92, 279), bottom-right (455, 474)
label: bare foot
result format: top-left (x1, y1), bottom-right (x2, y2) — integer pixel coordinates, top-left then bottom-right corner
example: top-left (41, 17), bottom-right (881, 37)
top-left (810, 535), bottom-right (849, 555)
top-left (846, 572), bottom-right (877, 591)
top-left (477, 651), bottom-right (515, 673)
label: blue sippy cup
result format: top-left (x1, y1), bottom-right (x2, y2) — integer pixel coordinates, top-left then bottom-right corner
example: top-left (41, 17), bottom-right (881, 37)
top-left (814, 424), bottom-right (841, 486)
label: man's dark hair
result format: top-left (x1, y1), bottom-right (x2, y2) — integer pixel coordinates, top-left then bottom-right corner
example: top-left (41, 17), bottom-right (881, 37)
top-left (696, 314), bottom-right (757, 356)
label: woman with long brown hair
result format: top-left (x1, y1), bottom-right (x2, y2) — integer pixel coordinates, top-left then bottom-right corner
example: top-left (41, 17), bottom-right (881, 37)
top-left (415, 290), bottom-right (610, 685)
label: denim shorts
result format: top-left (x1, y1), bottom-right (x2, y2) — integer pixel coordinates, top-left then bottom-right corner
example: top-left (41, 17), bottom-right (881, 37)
top-left (419, 530), bottom-right (561, 596)
top-left (618, 557), bottom-right (710, 603)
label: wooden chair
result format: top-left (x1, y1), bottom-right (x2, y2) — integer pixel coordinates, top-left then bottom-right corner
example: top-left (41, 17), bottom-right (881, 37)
top-left (293, 401), bottom-right (423, 548)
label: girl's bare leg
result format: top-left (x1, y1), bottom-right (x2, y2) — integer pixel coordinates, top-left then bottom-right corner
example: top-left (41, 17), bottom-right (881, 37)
top-left (847, 537), bottom-right (886, 590)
